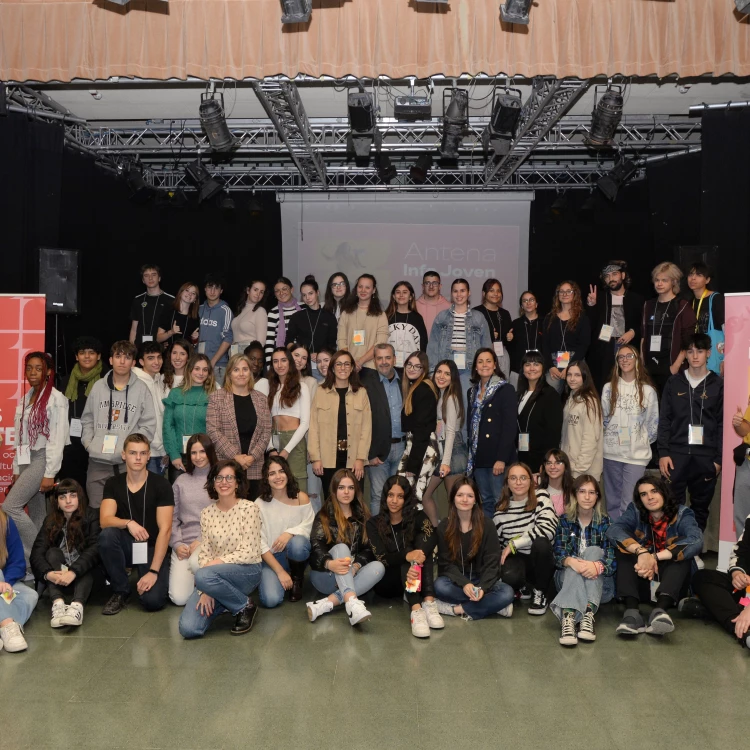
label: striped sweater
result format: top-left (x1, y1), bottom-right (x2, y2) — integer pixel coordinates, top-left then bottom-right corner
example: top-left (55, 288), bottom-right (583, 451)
top-left (492, 489), bottom-right (558, 553)
top-left (265, 302), bottom-right (301, 364)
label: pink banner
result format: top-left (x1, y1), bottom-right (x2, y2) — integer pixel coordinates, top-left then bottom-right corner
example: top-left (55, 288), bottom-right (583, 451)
top-left (719, 293), bottom-right (750, 570)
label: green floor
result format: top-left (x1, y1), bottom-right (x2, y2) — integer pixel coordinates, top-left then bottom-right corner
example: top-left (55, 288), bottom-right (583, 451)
top-left (3, 566), bottom-right (748, 750)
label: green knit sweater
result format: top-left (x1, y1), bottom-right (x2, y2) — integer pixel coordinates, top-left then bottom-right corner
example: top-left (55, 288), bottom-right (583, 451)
top-left (162, 386), bottom-right (210, 460)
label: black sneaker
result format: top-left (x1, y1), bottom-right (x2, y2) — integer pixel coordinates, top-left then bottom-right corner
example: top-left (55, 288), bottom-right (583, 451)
top-left (102, 593), bottom-right (128, 616)
top-left (231, 600), bottom-right (258, 635)
top-left (678, 597), bottom-right (708, 619)
top-left (518, 586), bottom-right (532, 601)
top-left (528, 589), bottom-right (548, 616)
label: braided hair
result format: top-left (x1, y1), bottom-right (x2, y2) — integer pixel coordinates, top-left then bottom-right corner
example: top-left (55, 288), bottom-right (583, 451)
top-left (23, 352), bottom-right (55, 447)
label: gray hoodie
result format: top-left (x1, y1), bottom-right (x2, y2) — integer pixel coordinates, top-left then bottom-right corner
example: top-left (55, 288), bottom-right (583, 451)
top-left (80, 370), bottom-right (156, 464)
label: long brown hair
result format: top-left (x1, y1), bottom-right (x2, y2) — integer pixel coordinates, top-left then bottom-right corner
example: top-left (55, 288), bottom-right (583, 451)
top-left (181, 353), bottom-right (216, 394)
top-left (267, 347), bottom-right (302, 409)
top-left (318, 468), bottom-right (369, 545)
top-left (46, 479), bottom-right (89, 551)
top-left (402, 351), bottom-right (438, 415)
top-left (564, 360), bottom-right (602, 422)
top-left (385, 280), bottom-right (417, 319)
top-left (342, 273), bottom-right (383, 316)
top-left (432, 359), bottom-right (465, 429)
top-left (495, 462), bottom-right (538, 513)
top-left (444, 476), bottom-right (485, 562)
top-left (547, 280), bottom-right (583, 331)
top-left (162, 338), bottom-right (193, 390)
top-left (321, 350), bottom-right (362, 392)
top-left (606, 344), bottom-right (654, 414)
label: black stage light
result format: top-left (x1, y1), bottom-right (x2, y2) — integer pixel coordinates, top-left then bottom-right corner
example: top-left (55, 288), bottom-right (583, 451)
top-left (121, 163), bottom-right (155, 205)
top-left (586, 85), bottom-right (624, 148)
top-left (199, 92), bottom-right (235, 152)
top-left (439, 88), bottom-right (469, 159)
top-left (550, 191), bottom-right (568, 216)
top-left (736, 1), bottom-right (750, 14)
top-left (410, 154), bottom-right (433, 184)
top-left (280, 0), bottom-right (312, 23)
top-left (375, 153), bottom-right (398, 184)
top-left (184, 160), bottom-right (225, 203)
top-left (597, 158), bottom-right (639, 201)
top-left (347, 91), bottom-right (377, 160)
top-left (483, 89), bottom-right (522, 155)
top-left (216, 192), bottom-right (235, 211)
top-left (500, 0), bottom-right (532, 24)
top-left (248, 197), bottom-right (265, 216)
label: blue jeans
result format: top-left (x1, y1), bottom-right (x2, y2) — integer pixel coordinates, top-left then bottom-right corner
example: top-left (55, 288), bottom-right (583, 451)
top-left (309, 543), bottom-right (385, 603)
top-left (474, 467), bottom-right (505, 517)
top-left (0, 571), bottom-right (38, 626)
top-left (147, 457), bottom-right (166, 475)
top-left (433, 575), bottom-right (514, 621)
top-left (179, 562), bottom-right (262, 639)
top-left (367, 440), bottom-right (406, 514)
top-left (259, 535), bottom-right (311, 608)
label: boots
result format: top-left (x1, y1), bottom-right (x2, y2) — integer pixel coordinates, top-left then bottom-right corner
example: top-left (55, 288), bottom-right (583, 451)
top-left (288, 559), bottom-right (307, 603)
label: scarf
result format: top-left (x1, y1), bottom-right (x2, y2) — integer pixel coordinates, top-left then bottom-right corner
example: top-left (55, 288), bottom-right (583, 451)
top-left (275, 298), bottom-right (302, 347)
top-left (65, 361), bottom-right (103, 401)
top-left (467, 374), bottom-right (507, 474)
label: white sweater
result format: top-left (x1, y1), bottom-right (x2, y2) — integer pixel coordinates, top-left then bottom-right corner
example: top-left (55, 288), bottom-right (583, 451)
top-left (134, 368), bottom-right (167, 456)
top-left (255, 497), bottom-right (315, 555)
top-left (13, 387), bottom-right (70, 476)
top-left (601, 379), bottom-right (659, 466)
top-left (561, 397), bottom-right (603, 479)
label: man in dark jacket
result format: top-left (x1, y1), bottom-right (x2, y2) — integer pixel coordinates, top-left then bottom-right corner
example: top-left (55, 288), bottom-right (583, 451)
top-left (658, 333), bottom-right (723, 532)
top-left (585, 260), bottom-right (644, 391)
top-left (359, 343), bottom-right (405, 515)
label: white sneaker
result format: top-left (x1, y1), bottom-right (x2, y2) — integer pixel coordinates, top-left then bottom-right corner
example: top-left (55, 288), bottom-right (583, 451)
top-left (694, 555), bottom-right (705, 570)
top-left (345, 597), bottom-right (372, 626)
top-left (421, 599), bottom-right (445, 629)
top-left (498, 603), bottom-right (514, 618)
top-left (0, 621), bottom-right (28, 652)
top-left (306, 598), bottom-right (334, 622)
top-left (410, 607), bottom-right (430, 638)
top-left (434, 599), bottom-right (457, 617)
top-left (50, 599), bottom-right (67, 628)
top-left (60, 602), bottom-right (84, 627)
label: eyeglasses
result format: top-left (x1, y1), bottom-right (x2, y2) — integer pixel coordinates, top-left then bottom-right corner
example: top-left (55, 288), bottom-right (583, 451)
top-left (617, 353), bottom-right (635, 362)
top-left (558, 289), bottom-right (574, 296)
top-left (331, 281), bottom-right (346, 288)
top-left (405, 363), bottom-right (423, 371)
top-left (424, 281), bottom-right (440, 288)
top-left (545, 460), bottom-right (564, 467)
top-left (215, 475), bottom-right (237, 484)
top-left (334, 361), bottom-right (353, 369)
top-left (508, 475), bottom-right (530, 483)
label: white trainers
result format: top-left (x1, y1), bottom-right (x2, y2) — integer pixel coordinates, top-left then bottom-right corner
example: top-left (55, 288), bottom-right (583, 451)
top-left (497, 603), bottom-right (514, 618)
top-left (306, 598), bottom-right (334, 622)
top-left (410, 607), bottom-right (430, 638)
top-left (421, 599), bottom-right (445, 629)
top-left (434, 599), bottom-right (457, 617)
top-left (345, 597), bottom-right (372, 626)
top-left (694, 555), bottom-right (705, 570)
top-left (0, 621), bottom-right (28, 652)
top-left (50, 599), bottom-right (67, 628)
top-left (60, 602), bottom-right (84, 627)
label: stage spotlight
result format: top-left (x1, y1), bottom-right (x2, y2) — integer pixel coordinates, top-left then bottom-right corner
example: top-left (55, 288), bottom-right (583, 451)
top-left (216, 192), bottom-right (235, 211)
top-left (597, 158), bottom-right (639, 202)
top-left (394, 95), bottom-right (432, 122)
top-left (736, 1), bottom-right (750, 14)
top-left (280, 0), bottom-right (312, 23)
top-left (550, 191), bottom-right (568, 216)
top-left (586, 85), bottom-right (624, 148)
top-left (375, 153), bottom-right (398, 184)
top-left (500, 0), bottom-right (532, 24)
top-left (439, 88), bottom-right (469, 159)
top-left (579, 191), bottom-right (598, 217)
top-left (482, 89), bottom-right (522, 156)
top-left (120, 162), bottom-right (155, 205)
top-left (248, 197), bottom-right (265, 217)
top-left (347, 91), bottom-right (377, 160)
top-left (184, 160), bottom-right (225, 204)
top-left (410, 154), bottom-right (433, 184)
top-left (199, 92), bottom-right (235, 152)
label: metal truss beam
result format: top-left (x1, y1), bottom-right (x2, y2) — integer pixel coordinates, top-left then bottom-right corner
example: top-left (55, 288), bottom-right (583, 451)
top-left (251, 80), bottom-right (327, 187)
top-left (483, 77), bottom-right (589, 185)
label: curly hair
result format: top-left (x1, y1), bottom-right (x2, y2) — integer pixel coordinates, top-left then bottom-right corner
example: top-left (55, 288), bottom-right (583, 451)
top-left (547, 280), bottom-right (583, 331)
top-left (632, 475), bottom-right (680, 524)
top-left (258, 455), bottom-right (300, 502)
top-left (206, 459), bottom-right (250, 500)
top-left (373, 475), bottom-right (419, 543)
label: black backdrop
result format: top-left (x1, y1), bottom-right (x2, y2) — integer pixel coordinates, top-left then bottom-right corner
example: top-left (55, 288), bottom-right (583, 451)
top-left (1, 111), bottom-right (749, 376)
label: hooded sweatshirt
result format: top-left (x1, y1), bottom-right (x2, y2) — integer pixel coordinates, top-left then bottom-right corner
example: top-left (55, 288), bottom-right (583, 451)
top-left (601, 378), bottom-right (659, 466)
top-left (134, 367), bottom-right (167, 457)
top-left (80, 370), bottom-right (156, 464)
top-left (561, 396), bottom-right (603, 479)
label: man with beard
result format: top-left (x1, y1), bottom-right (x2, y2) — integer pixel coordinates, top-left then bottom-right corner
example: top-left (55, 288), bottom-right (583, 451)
top-left (585, 261), bottom-right (644, 392)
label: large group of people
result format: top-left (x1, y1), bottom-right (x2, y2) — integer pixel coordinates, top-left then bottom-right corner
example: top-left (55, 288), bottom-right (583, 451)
top-left (2, 257), bottom-right (748, 655)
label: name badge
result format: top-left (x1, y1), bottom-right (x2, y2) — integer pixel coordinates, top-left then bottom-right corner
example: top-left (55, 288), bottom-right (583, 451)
top-left (132, 541), bottom-right (148, 565)
top-left (17, 445), bottom-right (31, 465)
top-left (618, 423), bottom-right (631, 446)
top-left (61, 564), bottom-right (69, 573)
top-left (182, 435), bottom-right (191, 453)
top-left (395, 350), bottom-right (405, 368)
top-left (453, 352), bottom-right (466, 370)
top-left (352, 329), bottom-right (366, 346)
top-left (688, 424), bottom-right (704, 445)
top-left (69, 418), bottom-right (83, 438)
top-left (518, 433), bottom-right (530, 452)
top-left (493, 341), bottom-right (504, 357)
top-left (650, 335), bottom-right (662, 352)
top-left (102, 435), bottom-right (118, 454)
top-left (230, 343), bottom-right (242, 357)
top-left (141, 336), bottom-right (154, 343)
top-left (311, 360), bottom-right (318, 371)
top-left (197, 342), bottom-right (206, 355)
top-left (650, 579), bottom-right (660, 603)
top-left (555, 351), bottom-right (570, 370)
top-left (599, 324), bottom-right (614, 342)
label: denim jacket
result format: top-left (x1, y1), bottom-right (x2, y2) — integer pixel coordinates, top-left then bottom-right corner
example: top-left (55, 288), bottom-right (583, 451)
top-left (553, 515), bottom-right (616, 576)
top-left (427, 307), bottom-right (491, 372)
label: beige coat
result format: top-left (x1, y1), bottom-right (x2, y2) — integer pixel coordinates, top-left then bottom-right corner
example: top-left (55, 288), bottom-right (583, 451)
top-left (561, 396), bottom-right (603, 480)
top-left (337, 310), bottom-right (389, 369)
top-left (308, 385), bottom-right (372, 467)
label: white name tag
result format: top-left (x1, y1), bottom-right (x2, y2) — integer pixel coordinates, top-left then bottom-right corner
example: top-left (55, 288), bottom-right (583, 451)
top-left (555, 351), bottom-right (570, 370)
top-left (69, 418), bottom-right (83, 438)
top-left (618, 424), bottom-right (631, 446)
top-left (132, 541), bottom-right (148, 565)
top-left (197, 342), bottom-right (206, 355)
top-left (493, 341), bottom-right (504, 357)
top-left (453, 352), bottom-right (466, 370)
top-left (61, 564), bottom-right (69, 573)
top-left (230, 344), bottom-right (242, 357)
top-left (650, 579), bottom-right (660, 603)
top-left (688, 424), bottom-right (704, 445)
top-left (518, 433), bottom-right (530, 452)
top-left (650, 335), bottom-right (662, 352)
top-left (102, 435), bottom-right (118, 454)
top-left (142, 336), bottom-right (154, 343)
top-left (182, 435), bottom-right (191, 453)
top-left (599, 324), bottom-right (614, 342)
top-left (17, 445), bottom-right (31, 465)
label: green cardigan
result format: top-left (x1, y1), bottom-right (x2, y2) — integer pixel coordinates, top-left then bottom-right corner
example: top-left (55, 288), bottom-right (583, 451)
top-left (162, 386), bottom-right (210, 461)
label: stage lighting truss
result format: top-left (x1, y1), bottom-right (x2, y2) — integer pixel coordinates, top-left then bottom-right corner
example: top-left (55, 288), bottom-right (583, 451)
top-left (347, 90), bottom-right (379, 161)
top-left (586, 84), bottom-right (625, 149)
top-left (280, 0), bottom-right (312, 24)
top-left (735, 0), bottom-right (750, 15)
top-left (500, 0), bottom-right (532, 24)
top-left (439, 88), bottom-right (469, 159)
top-left (199, 91), bottom-right (235, 152)
top-left (482, 87), bottom-right (523, 156)
top-left (410, 153), bottom-right (433, 184)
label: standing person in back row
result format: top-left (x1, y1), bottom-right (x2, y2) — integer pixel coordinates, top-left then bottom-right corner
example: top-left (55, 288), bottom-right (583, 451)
top-left (337, 274), bottom-right (389, 371)
top-left (687, 262), bottom-right (725, 376)
top-left (658, 333), bottom-right (723, 533)
top-left (585, 261), bottom-right (644, 392)
top-left (416, 271), bottom-right (451, 335)
top-left (198, 273), bottom-right (234, 387)
top-left (264, 277), bottom-right (302, 365)
top-left (472, 278), bottom-right (513, 380)
top-left (129, 264), bottom-right (175, 349)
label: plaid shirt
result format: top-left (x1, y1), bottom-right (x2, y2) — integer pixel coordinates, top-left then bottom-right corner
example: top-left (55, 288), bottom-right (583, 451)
top-left (553, 515), bottom-right (616, 576)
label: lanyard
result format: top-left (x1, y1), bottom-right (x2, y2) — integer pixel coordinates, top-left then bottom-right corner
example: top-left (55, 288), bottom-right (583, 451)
top-left (485, 307), bottom-right (501, 340)
top-left (126, 476), bottom-right (148, 528)
top-left (517, 400), bottom-right (537, 434)
top-left (141, 293), bottom-right (162, 337)
top-left (390, 524), bottom-right (404, 552)
top-left (694, 291), bottom-right (708, 331)
top-left (688, 376), bottom-right (707, 426)
top-left (524, 317), bottom-right (539, 351)
top-left (62, 524), bottom-right (73, 563)
top-left (653, 300), bottom-right (672, 337)
top-left (459, 535), bottom-right (473, 580)
top-left (305, 307), bottom-right (322, 353)
top-left (559, 317), bottom-right (568, 350)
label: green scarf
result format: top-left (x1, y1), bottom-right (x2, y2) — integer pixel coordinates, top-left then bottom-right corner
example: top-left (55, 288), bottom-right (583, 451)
top-left (65, 361), bottom-right (103, 401)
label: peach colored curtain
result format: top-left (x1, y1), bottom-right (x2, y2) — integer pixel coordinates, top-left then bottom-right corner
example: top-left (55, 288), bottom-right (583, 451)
top-left (1, 0), bottom-right (749, 83)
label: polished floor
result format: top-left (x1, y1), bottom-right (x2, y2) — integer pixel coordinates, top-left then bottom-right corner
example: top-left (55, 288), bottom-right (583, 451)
top-left (3, 555), bottom-right (747, 750)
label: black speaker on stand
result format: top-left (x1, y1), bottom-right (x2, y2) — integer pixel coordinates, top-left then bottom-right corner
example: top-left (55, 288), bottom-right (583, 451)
top-left (39, 248), bottom-right (81, 371)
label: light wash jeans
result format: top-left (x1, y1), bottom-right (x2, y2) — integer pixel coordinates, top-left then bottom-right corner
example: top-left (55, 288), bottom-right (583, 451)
top-left (474, 467), bottom-right (505, 518)
top-left (259, 535), bottom-right (311, 608)
top-left (550, 546), bottom-right (616, 622)
top-left (147, 456), bottom-right (166, 475)
top-left (602, 458), bottom-right (645, 520)
top-left (0, 571), bottom-right (39, 626)
top-left (309, 543), bottom-right (385, 603)
top-left (179, 562), bottom-right (261, 639)
top-left (367, 440), bottom-right (406, 514)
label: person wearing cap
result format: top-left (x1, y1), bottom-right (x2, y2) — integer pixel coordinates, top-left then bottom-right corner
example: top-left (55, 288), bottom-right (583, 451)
top-left (585, 261), bottom-right (644, 392)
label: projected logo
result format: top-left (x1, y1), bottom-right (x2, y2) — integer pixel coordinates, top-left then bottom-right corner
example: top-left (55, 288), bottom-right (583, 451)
top-left (0, 296), bottom-right (46, 503)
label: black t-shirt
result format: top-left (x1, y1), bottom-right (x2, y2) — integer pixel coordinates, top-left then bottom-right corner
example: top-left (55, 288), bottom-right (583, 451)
top-left (130, 292), bottom-right (175, 346)
top-left (158, 307), bottom-right (200, 343)
top-left (336, 387), bottom-right (349, 444)
top-left (648, 300), bottom-right (676, 371)
top-left (103, 471), bottom-right (174, 541)
top-left (233, 393), bottom-right (257, 454)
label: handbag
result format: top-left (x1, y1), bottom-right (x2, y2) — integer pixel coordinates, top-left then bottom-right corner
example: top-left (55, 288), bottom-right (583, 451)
top-left (706, 293), bottom-right (724, 375)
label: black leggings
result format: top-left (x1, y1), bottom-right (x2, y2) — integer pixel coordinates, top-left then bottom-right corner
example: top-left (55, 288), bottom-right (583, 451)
top-left (692, 569), bottom-right (744, 638)
top-left (614, 549), bottom-right (691, 605)
top-left (44, 547), bottom-right (95, 605)
top-left (500, 536), bottom-right (555, 592)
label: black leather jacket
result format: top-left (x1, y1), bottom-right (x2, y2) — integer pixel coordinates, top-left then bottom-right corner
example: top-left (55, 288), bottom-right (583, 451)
top-left (309, 506), bottom-right (375, 572)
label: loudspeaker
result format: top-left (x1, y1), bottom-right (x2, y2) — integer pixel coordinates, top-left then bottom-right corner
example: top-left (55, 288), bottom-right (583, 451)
top-left (39, 248), bottom-right (80, 315)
